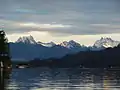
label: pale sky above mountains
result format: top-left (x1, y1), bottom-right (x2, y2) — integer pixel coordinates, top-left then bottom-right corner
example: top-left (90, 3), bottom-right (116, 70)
top-left (0, 0), bottom-right (120, 45)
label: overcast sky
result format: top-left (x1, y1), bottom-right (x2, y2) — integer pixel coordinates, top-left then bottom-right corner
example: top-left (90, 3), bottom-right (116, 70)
top-left (0, 0), bottom-right (120, 45)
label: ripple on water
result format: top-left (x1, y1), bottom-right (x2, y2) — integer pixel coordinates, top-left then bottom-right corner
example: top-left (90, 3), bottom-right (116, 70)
top-left (5, 68), bottom-right (120, 90)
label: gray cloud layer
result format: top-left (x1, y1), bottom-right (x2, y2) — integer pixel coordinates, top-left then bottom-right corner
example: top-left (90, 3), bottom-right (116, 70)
top-left (0, 0), bottom-right (120, 35)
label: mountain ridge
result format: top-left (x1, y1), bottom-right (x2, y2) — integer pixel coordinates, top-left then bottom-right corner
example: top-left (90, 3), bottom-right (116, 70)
top-left (15, 35), bottom-right (120, 48)
top-left (10, 36), bottom-right (120, 61)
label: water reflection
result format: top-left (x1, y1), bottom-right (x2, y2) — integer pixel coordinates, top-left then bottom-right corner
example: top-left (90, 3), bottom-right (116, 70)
top-left (0, 68), bottom-right (12, 90)
top-left (5, 68), bottom-right (120, 90)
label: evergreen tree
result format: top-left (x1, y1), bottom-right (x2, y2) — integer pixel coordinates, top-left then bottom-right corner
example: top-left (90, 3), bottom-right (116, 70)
top-left (0, 30), bottom-right (11, 68)
top-left (117, 43), bottom-right (120, 47)
top-left (0, 31), bottom-right (8, 54)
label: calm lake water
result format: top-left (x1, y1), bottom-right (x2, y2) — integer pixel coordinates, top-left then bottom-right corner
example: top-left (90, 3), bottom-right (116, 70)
top-left (4, 68), bottom-right (120, 90)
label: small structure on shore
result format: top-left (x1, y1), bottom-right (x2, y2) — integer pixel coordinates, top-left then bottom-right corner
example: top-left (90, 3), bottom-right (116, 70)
top-left (16, 64), bottom-right (29, 68)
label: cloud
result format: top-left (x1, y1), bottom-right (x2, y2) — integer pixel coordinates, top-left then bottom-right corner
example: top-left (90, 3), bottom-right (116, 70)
top-left (90, 24), bottom-right (120, 29)
top-left (1, 0), bottom-right (120, 45)
top-left (90, 24), bottom-right (110, 27)
top-left (0, 0), bottom-right (120, 37)
top-left (19, 23), bottom-right (71, 28)
top-left (2, 19), bottom-right (120, 36)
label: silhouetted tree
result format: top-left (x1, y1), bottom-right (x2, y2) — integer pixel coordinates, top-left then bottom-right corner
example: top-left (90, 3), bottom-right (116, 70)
top-left (0, 30), bottom-right (11, 68)
top-left (117, 43), bottom-right (120, 47)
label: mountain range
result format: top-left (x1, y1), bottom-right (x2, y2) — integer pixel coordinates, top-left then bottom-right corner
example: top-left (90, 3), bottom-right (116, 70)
top-left (9, 36), bottom-right (120, 61)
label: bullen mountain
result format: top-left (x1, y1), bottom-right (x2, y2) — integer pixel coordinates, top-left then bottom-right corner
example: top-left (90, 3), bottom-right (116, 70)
top-left (9, 36), bottom-right (120, 61)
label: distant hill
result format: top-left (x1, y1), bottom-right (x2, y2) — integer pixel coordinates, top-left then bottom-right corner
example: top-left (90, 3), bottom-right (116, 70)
top-left (10, 43), bottom-right (72, 61)
top-left (29, 44), bottom-right (120, 68)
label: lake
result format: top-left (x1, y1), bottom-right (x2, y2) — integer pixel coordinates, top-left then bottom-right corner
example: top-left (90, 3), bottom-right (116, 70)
top-left (3, 68), bottom-right (120, 90)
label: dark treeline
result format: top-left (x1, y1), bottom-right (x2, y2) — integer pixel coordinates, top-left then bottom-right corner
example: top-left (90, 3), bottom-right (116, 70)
top-left (29, 44), bottom-right (120, 68)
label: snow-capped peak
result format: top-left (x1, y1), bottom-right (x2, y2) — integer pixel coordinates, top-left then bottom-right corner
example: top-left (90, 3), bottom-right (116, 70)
top-left (16, 35), bottom-right (37, 44)
top-left (60, 40), bottom-right (81, 48)
top-left (37, 41), bottom-right (56, 47)
top-left (94, 37), bottom-right (120, 48)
